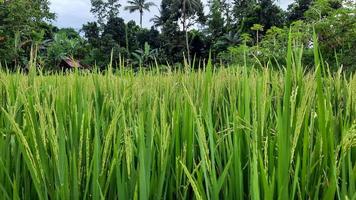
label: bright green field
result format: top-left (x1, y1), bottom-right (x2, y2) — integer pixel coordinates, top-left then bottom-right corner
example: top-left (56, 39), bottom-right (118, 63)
top-left (0, 42), bottom-right (356, 199)
top-left (0, 65), bottom-right (355, 200)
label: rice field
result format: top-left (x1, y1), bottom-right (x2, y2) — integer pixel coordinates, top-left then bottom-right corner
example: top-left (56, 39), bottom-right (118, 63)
top-left (0, 43), bottom-right (356, 199)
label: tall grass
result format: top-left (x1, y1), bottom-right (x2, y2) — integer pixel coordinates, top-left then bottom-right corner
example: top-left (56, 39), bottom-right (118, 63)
top-left (0, 42), bottom-right (355, 199)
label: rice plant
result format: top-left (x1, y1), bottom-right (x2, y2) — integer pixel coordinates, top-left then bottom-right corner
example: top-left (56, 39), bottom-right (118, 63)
top-left (0, 41), bottom-right (355, 199)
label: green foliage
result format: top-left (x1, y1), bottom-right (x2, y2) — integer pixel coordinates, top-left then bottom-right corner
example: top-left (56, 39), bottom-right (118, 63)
top-left (233, 0), bottom-right (286, 34)
top-left (232, 0), bottom-right (256, 25)
top-left (157, 0), bottom-right (206, 63)
top-left (207, 0), bottom-right (234, 57)
top-left (102, 17), bottom-right (127, 46)
top-left (0, 0), bottom-right (54, 68)
top-left (218, 44), bottom-right (250, 65)
top-left (208, 0), bottom-right (225, 39)
top-left (310, 0), bottom-right (356, 69)
top-left (251, 24), bottom-right (264, 31)
top-left (131, 42), bottom-right (158, 66)
top-left (0, 47), bottom-right (355, 199)
top-left (81, 15), bottom-right (162, 68)
top-left (0, 0), bottom-right (355, 70)
top-left (258, 21), bottom-right (313, 66)
top-left (90, 0), bottom-right (121, 24)
top-left (81, 22), bottom-right (100, 47)
top-left (219, 0), bottom-right (355, 71)
top-left (43, 31), bottom-right (87, 69)
top-left (304, 0), bottom-right (342, 20)
top-left (287, 0), bottom-right (314, 22)
top-left (251, 23), bottom-right (264, 46)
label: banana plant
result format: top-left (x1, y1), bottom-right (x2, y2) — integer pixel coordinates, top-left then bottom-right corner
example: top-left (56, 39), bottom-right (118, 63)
top-left (131, 42), bottom-right (158, 67)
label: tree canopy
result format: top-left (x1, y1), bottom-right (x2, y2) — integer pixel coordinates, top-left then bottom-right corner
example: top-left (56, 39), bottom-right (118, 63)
top-left (0, 0), bottom-right (355, 71)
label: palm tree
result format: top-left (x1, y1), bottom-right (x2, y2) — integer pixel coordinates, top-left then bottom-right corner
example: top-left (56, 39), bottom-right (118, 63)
top-left (124, 0), bottom-right (156, 28)
top-left (179, 0), bottom-right (205, 67)
top-left (150, 11), bottom-right (163, 27)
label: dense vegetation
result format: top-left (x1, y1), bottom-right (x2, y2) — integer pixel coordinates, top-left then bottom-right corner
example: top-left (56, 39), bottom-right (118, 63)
top-left (0, 1), bottom-right (355, 199)
top-left (0, 34), bottom-right (355, 199)
top-left (0, 0), bottom-right (355, 70)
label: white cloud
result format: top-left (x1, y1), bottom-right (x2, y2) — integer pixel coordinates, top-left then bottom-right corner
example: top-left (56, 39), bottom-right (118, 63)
top-left (279, 0), bottom-right (293, 10)
top-left (49, 0), bottom-right (160, 29)
top-left (50, 0), bottom-right (94, 29)
top-left (49, 0), bottom-right (293, 29)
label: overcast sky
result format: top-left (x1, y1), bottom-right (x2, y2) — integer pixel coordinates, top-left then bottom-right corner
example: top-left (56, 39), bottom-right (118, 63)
top-left (50, 0), bottom-right (294, 30)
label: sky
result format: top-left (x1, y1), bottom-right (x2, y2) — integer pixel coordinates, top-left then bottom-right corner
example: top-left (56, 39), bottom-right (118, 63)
top-left (50, 0), bottom-right (294, 30)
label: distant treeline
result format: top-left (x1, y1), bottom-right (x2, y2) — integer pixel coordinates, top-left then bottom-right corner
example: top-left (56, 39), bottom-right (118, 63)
top-left (0, 0), bottom-right (355, 70)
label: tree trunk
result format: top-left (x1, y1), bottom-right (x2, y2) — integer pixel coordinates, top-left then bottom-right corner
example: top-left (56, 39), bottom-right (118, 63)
top-left (125, 23), bottom-right (129, 54)
top-left (185, 22), bottom-right (191, 67)
top-left (140, 10), bottom-right (143, 28)
top-left (182, 0), bottom-right (191, 67)
top-left (257, 30), bottom-right (259, 48)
